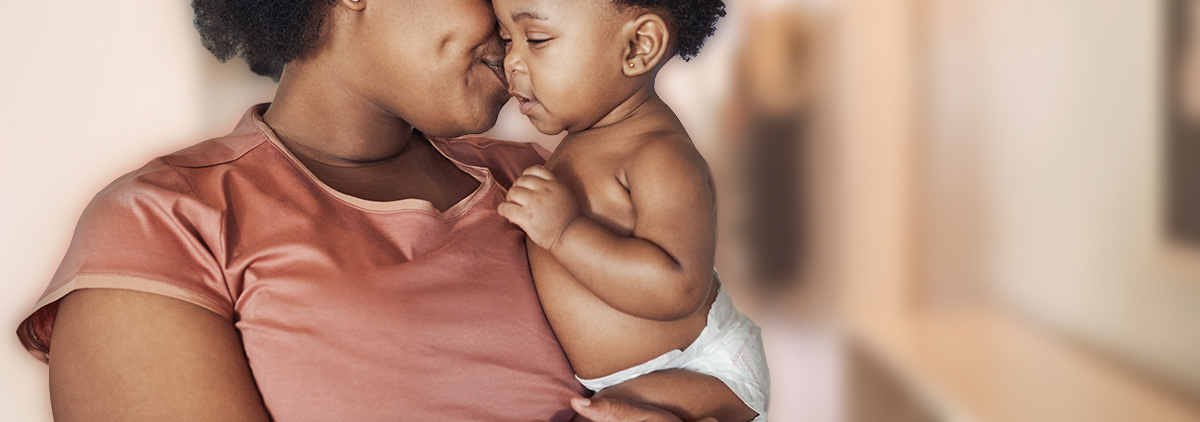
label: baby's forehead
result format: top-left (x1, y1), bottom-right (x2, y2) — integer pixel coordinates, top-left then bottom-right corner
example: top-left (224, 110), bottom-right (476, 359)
top-left (494, 0), bottom-right (620, 21)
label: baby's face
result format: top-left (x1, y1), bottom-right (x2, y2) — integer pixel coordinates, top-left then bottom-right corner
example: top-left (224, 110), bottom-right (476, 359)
top-left (495, 0), bottom-right (636, 134)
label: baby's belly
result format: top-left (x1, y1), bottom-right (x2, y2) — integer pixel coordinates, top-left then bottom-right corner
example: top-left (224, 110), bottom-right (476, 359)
top-left (527, 243), bottom-right (713, 380)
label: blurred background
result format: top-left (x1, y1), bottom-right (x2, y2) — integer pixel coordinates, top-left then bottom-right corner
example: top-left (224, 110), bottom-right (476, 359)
top-left (4, 0), bottom-right (1200, 420)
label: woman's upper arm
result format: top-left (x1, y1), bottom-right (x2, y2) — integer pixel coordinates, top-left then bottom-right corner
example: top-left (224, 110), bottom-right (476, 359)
top-left (49, 288), bottom-right (270, 422)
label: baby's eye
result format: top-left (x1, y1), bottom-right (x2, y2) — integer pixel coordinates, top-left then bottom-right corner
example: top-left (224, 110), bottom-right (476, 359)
top-left (526, 37), bottom-right (552, 46)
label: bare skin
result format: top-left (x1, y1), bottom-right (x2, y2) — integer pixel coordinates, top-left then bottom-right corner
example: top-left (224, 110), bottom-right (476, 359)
top-left (51, 289), bottom-right (271, 422)
top-left (261, 0), bottom-right (512, 207)
top-left (521, 99), bottom-right (718, 375)
top-left (495, 0), bottom-right (757, 420)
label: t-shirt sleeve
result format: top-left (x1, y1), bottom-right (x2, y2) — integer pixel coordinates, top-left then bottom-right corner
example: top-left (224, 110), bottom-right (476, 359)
top-left (17, 163), bottom-right (233, 364)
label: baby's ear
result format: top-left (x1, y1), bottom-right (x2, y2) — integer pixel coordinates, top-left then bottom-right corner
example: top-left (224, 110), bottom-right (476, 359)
top-left (622, 13), bottom-right (671, 76)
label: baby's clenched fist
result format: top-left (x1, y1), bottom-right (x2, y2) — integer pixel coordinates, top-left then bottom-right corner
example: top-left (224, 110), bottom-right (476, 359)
top-left (497, 166), bottom-right (580, 250)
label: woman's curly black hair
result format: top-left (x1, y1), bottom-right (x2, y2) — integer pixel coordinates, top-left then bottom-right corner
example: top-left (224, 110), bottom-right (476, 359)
top-left (192, 0), bottom-right (338, 81)
top-left (614, 0), bottom-right (726, 61)
top-left (190, 0), bottom-right (725, 81)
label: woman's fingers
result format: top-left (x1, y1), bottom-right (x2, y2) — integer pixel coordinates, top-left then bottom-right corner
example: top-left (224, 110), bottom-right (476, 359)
top-left (570, 397), bottom-right (683, 422)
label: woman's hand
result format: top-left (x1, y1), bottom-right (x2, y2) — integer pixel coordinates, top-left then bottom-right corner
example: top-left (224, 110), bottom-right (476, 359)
top-left (571, 397), bottom-right (718, 422)
top-left (498, 165), bottom-right (580, 250)
top-left (570, 369), bottom-right (757, 422)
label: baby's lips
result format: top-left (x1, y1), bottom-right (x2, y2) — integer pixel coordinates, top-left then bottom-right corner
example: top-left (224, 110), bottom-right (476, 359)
top-left (516, 97), bottom-right (540, 115)
top-left (507, 87), bottom-right (541, 114)
top-left (510, 90), bottom-right (537, 102)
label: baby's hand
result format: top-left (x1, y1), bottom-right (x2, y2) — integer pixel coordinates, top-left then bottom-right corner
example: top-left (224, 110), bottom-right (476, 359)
top-left (498, 166), bottom-right (580, 250)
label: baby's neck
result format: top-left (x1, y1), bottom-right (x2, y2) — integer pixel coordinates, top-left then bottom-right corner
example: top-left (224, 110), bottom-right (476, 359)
top-left (562, 92), bottom-right (688, 149)
top-left (584, 83), bottom-right (662, 131)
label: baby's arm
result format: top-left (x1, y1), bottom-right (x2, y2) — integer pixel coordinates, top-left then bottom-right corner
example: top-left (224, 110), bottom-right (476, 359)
top-left (499, 139), bottom-right (716, 321)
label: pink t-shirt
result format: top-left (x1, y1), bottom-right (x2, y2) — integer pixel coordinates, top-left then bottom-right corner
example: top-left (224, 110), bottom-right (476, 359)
top-left (17, 104), bottom-right (583, 421)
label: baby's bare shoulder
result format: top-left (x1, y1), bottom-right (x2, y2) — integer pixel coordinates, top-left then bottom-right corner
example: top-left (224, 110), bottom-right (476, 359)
top-left (626, 130), bottom-right (708, 174)
top-left (623, 130), bottom-right (712, 194)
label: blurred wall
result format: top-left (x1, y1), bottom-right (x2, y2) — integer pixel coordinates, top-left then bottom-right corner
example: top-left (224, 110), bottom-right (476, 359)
top-left (832, 0), bottom-right (920, 313)
top-left (922, 0), bottom-right (1200, 395)
top-left (0, 1), bottom-right (274, 420)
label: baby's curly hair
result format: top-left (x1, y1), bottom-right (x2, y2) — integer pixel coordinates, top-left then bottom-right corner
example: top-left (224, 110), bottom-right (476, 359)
top-left (192, 0), bottom-right (337, 81)
top-left (613, 0), bottom-right (726, 61)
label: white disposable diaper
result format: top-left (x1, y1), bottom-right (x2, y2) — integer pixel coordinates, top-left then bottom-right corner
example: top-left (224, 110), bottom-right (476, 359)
top-left (576, 286), bottom-right (771, 421)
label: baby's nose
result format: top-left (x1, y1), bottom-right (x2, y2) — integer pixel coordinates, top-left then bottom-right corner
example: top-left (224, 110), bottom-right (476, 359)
top-left (505, 50), bottom-right (526, 78)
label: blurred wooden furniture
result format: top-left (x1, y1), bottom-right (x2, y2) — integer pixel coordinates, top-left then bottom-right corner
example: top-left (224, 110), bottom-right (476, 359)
top-left (844, 306), bottom-right (1200, 422)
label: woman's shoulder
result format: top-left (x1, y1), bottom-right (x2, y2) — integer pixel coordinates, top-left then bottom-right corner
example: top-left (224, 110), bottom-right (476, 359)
top-left (433, 136), bottom-right (551, 190)
top-left (92, 146), bottom-right (256, 219)
top-left (158, 120), bottom-right (272, 170)
top-left (98, 107), bottom-right (278, 206)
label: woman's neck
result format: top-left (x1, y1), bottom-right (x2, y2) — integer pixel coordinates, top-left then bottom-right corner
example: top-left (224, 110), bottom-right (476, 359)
top-left (263, 60), bottom-right (417, 166)
top-left (257, 59), bottom-right (481, 209)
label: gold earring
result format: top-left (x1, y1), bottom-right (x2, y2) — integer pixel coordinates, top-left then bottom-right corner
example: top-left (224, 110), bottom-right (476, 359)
top-left (629, 62), bottom-right (635, 68)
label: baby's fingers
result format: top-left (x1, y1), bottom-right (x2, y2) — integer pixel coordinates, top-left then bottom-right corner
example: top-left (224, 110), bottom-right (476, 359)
top-left (505, 185), bottom-right (538, 206)
top-left (510, 176), bottom-right (544, 193)
top-left (497, 202), bottom-right (525, 224)
top-left (520, 165), bottom-right (556, 181)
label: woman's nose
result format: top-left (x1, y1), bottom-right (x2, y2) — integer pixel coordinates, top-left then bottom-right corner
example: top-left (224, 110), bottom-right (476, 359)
top-left (483, 34), bottom-right (506, 66)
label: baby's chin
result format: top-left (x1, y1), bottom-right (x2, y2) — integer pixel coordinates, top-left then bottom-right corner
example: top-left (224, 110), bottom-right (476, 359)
top-left (527, 116), bottom-right (569, 136)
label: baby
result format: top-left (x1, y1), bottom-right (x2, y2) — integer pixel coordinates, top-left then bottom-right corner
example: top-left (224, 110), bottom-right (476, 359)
top-left (493, 0), bottom-right (770, 421)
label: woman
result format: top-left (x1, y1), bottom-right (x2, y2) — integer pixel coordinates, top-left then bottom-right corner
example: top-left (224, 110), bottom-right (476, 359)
top-left (17, 0), bottom-right (734, 420)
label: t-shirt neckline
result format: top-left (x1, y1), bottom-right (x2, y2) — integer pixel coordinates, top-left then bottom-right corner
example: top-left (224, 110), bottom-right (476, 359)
top-left (246, 104), bottom-right (496, 219)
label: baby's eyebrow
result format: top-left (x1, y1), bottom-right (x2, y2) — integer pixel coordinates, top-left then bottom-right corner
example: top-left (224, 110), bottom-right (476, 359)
top-left (512, 11), bottom-right (548, 22)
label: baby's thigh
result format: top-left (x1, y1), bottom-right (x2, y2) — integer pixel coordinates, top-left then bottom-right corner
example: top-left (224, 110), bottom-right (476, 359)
top-left (585, 369), bottom-right (756, 422)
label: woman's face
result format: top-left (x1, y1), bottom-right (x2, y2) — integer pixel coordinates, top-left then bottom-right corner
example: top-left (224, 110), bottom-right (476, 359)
top-left (338, 0), bottom-right (511, 137)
